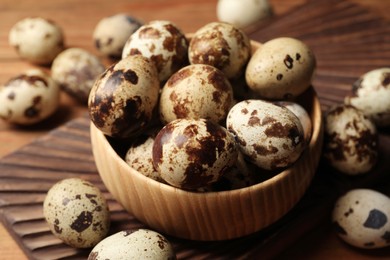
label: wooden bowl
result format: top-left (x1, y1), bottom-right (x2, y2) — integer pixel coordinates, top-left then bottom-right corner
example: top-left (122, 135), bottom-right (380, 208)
top-left (90, 39), bottom-right (324, 241)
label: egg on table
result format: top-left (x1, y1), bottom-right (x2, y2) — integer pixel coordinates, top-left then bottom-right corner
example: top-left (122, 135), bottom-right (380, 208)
top-left (0, 69), bottom-right (60, 125)
top-left (43, 178), bottom-right (110, 248)
top-left (122, 20), bottom-right (189, 82)
top-left (93, 13), bottom-right (143, 58)
top-left (159, 64), bottom-right (234, 125)
top-left (332, 189), bottom-right (390, 249)
top-left (188, 21), bottom-right (251, 79)
top-left (324, 104), bottom-right (378, 175)
top-left (344, 67), bottom-right (390, 127)
top-left (245, 37), bottom-right (316, 100)
top-left (226, 99), bottom-right (305, 170)
top-left (88, 55), bottom-right (160, 138)
top-left (8, 17), bottom-right (64, 65)
top-left (88, 229), bottom-right (176, 260)
top-left (152, 118), bottom-right (238, 190)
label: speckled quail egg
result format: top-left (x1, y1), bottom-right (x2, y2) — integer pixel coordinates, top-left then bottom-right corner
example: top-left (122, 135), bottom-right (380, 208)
top-left (324, 104), bottom-right (378, 175)
top-left (9, 17), bottom-right (64, 65)
top-left (93, 14), bottom-right (143, 58)
top-left (159, 64), bottom-right (234, 125)
top-left (51, 47), bottom-right (105, 103)
top-left (245, 37), bottom-right (316, 100)
top-left (275, 101), bottom-right (312, 144)
top-left (152, 118), bottom-right (238, 190)
top-left (332, 189), bottom-right (390, 249)
top-left (125, 128), bottom-right (165, 183)
top-left (188, 22), bottom-right (251, 79)
top-left (88, 229), bottom-right (176, 260)
top-left (0, 69), bottom-right (60, 125)
top-left (122, 20), bottom-right (189, 82)
top-left (216, 0), bottom-right (273, 28)
top-left (43, 178), bottom-right (110, 248)
top-left (226, 99), bottom-right (305, 170)
top-left (89, 55), bottom-right (160, 138)
top-left (344, 67), bottom-right (390, 127)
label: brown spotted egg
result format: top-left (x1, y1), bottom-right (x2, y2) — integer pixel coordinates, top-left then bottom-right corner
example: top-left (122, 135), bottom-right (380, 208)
top-left (93, 14), bottom-right (143, 58)
top-left (188, 22), bottom-right (251, 79)
top-left (159, 64), bottom-right (234, 125)
top-left (122, 20), bottom-right (189, 82)
top-left (344, 67), bottom-right (390, 127)
top-left (0, 69), bottom-right (60, 125)
top-left (226, 99), bottom-right (305, 170)
top-left (245, 37), bottom-right (316, 100)
top-left (332, 189), bottom-right (390, 249)
top-left (324, 104), bottom-right (378, 175)
top-left (43, 178), bottom-right (110, 248)
top-left (9, 17), bottom-right (64, 65)
top-left (88, 55), bottom-right (160, 138)
top-left (152, 118), bottom-right (238, 190)
top-left (51, 47), bottom-right (105, 103)
top-left (88, 229), bottom-right (176, 259)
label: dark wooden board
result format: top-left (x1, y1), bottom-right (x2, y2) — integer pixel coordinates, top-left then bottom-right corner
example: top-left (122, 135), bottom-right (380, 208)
top-left (1, 0), bottom-right (390, 259)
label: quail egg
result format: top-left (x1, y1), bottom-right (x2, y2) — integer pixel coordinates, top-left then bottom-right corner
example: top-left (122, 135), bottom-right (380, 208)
top-left (88, 229), bottom-right (176, 259)
top-left (245, 37), bottom-right (316, 100)
top-left (159, 64), bottom-right (234, 125)
top-left (9, 17), bottom-right (64, 65)
top-left (43, 178), bottom-right (110, 248)
top-left (0, 69), bottom-right (60, 125)
top-left (152, 118), bottom-right (238, 190)
top-left (88, 55), bottom-right (160, 138)
top-left (344, 67), bottom-right (390, 127)
top-left (51, 47), bottom-right (105, 103)
top-left (332, 189), bottom-right (390, 249)
top-left (324, 104), bottom-right (378, 175)
top-left (122, 20), bottom-right (189, 82)
top-left (188, 21), bottom-right (251, 79)
top-left (93, 14), bottom-right (143, 58)
top-left (226, 99), bottom-right (305, 170)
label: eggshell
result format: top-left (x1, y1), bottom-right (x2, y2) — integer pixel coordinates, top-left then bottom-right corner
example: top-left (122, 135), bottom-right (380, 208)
top-left (43, 178), bottom-right (110, 248)
top-left (332, 189), bottom-right (390, 249)
top-left (226, 99), bottom-right (305, 170)
top-left (216, 0), bottom-right (273, 28)
top-left (159, 64), bottom-right (234, 125)
top-left (51, 47), bottom-right (105, 103)
top-left (88, 55), bottom-right (160, 138)
top-left (344, 67), bottom-right (390, 127)
top-left (122, 20), bottom-right (188, 82)
top-left (324, 104), bottom-right (378, 175)
top-left (9, 17), bottom-right (64, 65)
top-left (88, 229), bottom-right (176, 259)
top-left (188, 22), bottom-right (251, 79)
top-left (152, 118), bottom-right (238, 190)
top-left (245, 37), bottom-right (316, 100)
top-left (0, 69), bottom-right (60, 125)
top-left (93, 14), bottom-right (143, 58)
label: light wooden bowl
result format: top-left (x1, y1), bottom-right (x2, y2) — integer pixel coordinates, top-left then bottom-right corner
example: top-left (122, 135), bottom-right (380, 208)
top-left (90, 39), bottom-right (324, 241)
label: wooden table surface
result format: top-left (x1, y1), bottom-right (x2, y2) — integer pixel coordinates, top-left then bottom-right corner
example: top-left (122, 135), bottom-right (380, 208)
top-left (0, 0), bottom-right (389, 259)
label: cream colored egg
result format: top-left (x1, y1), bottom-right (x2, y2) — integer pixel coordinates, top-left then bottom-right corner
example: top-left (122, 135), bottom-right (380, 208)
top-left (88, 55), bottom-right (160, 138)
top-left (159, 64), bottom-right (234, 125)
top-left (0, 69), bottom-right (60, 125)
top-left (245, 37), bottom-right (316, 100)
top-left (88, 229), bottom-right (176, 259)
top-left (332, 189), bottom-right (390, 249)
top-left (226, 99), bottom-right (305, 170)
top-left (9, 17), bottom-right (64, 65)
top-left (152, 118), bottom-right (238, 190)
top-left (344, 67), bottom-right (390, 127)
top-left (43, 178), bottom-right (110, 248)
top-left (188, 22), bottom-right (251, 79)
top-left (122, 20), bottom-right (188, 82)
